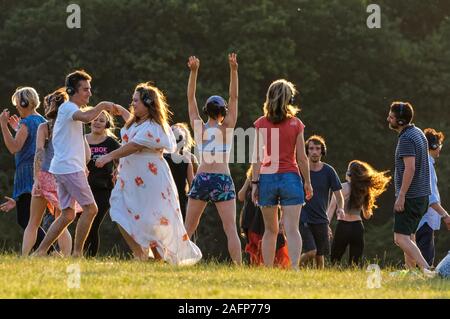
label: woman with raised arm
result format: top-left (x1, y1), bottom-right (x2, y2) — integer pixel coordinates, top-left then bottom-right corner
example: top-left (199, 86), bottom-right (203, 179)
top-left (184, 53), bottom-right (242, 264)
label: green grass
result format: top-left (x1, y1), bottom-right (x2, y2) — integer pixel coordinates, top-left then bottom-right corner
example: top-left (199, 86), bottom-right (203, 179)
top-left (0, 254), bottom-right (448, 298)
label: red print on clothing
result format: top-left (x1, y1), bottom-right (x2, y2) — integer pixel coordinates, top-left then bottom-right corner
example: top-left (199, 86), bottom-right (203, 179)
top-left (148, 163), bottom-right (158, 175)
top-left (161, 192), bottom-right (166, 200)
top-left (147, 132), bottom-right (154, 139)
top-left (123, 134), bottom-right (129, 143)
top-left (135, 176), bottom-right (144, 186)
top-left (134, 214), bottom-right (140, 220)
top-left (156, 138), bottom-right (160, 143)
top-left (120, 179), bottom-right (125, 189)
top-left (160, 217), bottom-right (169, 225)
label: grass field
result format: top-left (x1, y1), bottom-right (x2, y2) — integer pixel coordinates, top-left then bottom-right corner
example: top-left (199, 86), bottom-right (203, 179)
top-left (0, 254), bottom-right (448, 299)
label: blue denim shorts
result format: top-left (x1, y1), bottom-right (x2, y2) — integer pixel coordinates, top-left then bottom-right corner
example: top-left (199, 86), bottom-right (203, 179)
top-left (188, 172), bottom-right (236, 202)
top-left (258, 172), bottom-right (305, 207)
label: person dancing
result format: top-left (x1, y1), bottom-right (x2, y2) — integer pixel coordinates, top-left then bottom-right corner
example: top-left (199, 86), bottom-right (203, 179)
top-left (96, 82), bottom-right (202, 265)
top-left (183, 53), bottom-right (242, 264)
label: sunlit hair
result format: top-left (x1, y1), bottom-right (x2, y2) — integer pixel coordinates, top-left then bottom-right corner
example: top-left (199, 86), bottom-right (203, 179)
top-left (44, 88), bottom-right (68, 120)
top-left (305, 135), bottom-right (327, 156)
top-left (100, 110), bottom-right (117, 139)
top-left (423, 127), bottom-right (445, 149)
top-left (347, 160), bottom-right (391, 219)
top-left (12, 87), bottom-right (41, 110)
top-left (125, 82), bottom-right (172, 132)
top-left (263, 79), bottom-right (299, 124)
top-left (172, 122), bottom-right (195, 151)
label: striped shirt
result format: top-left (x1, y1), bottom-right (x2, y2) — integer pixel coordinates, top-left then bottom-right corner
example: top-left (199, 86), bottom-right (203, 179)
top-left (394, 125), bottom-right (431, 198)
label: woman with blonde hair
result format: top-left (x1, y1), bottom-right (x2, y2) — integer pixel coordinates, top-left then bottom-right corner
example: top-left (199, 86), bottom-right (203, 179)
top-left (0, 87), bottom-right (47, 249)
top-left (164, 122), bottom-right (198, 221)
top-left (328, 160), bottom-right (391, 265)
top-left (251, 79), bottom-right (313, 270)
top-left (96, 82), bottom-right (202, 265)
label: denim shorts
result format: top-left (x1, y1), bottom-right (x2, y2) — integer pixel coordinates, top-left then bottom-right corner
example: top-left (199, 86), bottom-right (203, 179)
top-left (188, 172), bottom-right (236, 202)
top-left (258, 172), bottom-right (305, 207)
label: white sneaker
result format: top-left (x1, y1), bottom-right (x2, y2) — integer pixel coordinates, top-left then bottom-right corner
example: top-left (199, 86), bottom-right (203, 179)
top-left (422, 268), bottom-right (437, 278)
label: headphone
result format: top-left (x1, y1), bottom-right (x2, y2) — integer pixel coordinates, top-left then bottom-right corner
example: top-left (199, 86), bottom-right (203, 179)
top-left (396, 103), bottom-right (406, 126)
top-left (202, 95), bottom-right (228, 118)
top-left (19, 90), bottom-right (29, 107)
top-left (428, 135), bottom-right (440, 150)
top-left (140, 89), bottom-right (154, 107)
top-left (65, 77), bottom-right (76, 96)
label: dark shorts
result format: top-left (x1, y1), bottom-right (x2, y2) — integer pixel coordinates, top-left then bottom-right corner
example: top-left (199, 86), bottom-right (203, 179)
top-left (258, 172), bottom-right (305, 207)
top-left (300, 222), bottom-right (330, 256)
top-left (394, 196), bottom-right (429, 235)
top-left (188, 172), bottom-right (236, 202)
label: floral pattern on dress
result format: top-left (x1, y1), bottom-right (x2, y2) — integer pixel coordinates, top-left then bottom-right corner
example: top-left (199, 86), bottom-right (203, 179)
top-left (109, 121), bottom-right (202, 265)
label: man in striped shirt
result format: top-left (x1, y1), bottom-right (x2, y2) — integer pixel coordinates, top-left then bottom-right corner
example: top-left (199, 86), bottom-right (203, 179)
top-left (387, 101), bottom-right (434, 275)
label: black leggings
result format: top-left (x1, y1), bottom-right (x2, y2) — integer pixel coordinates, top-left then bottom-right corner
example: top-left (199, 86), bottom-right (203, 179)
top-left (16, 193), bottom-right (45, 250)
top-left (84, 188), bottom-right (112, 257)
top-left (331, 220), bottom-right (364, 266)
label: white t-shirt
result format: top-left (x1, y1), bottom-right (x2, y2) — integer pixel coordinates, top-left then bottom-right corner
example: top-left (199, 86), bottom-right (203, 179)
top-left (49, 101), bottom-right (86, 174)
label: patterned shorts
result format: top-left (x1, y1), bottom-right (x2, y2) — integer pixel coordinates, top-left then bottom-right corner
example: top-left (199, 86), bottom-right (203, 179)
top-left (188, 172), bottom-right (236, 202)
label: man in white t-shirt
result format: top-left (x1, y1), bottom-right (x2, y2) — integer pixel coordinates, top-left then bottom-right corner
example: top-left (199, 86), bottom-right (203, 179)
top-left (33, 70), bottom-right (114, 257)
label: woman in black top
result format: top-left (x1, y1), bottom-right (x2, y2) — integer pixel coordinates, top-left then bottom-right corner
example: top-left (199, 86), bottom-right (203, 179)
top-left (84, 110), bottom-right (120, 256)
top-left (163, 123), bottom-right (198, 220)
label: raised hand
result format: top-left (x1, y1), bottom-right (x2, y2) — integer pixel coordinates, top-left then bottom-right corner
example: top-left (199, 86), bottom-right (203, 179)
top-left (228, 53), bottom-right (238, 71)
top-left (187, 56), bottom-right (200, 72)
top-left (8, 114), bottom-right (20, 131)
top-left (0, 109), bottom-right (10, 125)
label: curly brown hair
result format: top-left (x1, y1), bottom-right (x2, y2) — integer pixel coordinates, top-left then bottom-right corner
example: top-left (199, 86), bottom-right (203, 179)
top-left (347, 160), bottom-right (391, 219)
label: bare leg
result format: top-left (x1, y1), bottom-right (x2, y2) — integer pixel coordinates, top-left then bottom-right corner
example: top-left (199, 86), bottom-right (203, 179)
top-left (300, 250), bottom-right (317, 267)
top-left (281, 204), bottom-right (303, 270)
top-left (215, 199), bottom-right (242, 265)
top-left (315, 255), bottom-right (325, 269)
top-left (260, 205), bottom-right (279, 267)
top-left (184, 198), bottom-right (207, 238)
top-left (394, 233), bottom-right (429, 270)
top-left (72, 203), bottom-right (98, 257)
top-left (117, 224), bottom-right (147, 260)
top-left (22, 196), bottom-right (47, 256)
top-left (33, 207), bottom-right (76, 256)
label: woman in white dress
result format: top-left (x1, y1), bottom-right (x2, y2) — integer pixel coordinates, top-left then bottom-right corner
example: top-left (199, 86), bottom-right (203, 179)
top-left (96, 82), bottom-right (202, 265)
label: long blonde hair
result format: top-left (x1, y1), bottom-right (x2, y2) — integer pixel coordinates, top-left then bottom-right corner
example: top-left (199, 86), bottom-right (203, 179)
top-left (172, 122), bottom-right (195, 151)
top-left (126, 82), bottom-right (172, 132)
top-left (347, 160), bottom-right (391, 219)
top-left (263, 79), bottom-right (300, 123)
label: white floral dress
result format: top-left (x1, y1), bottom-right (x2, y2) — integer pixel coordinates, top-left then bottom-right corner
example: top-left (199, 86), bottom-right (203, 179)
top-left (109, 121), bottom-right (202, 265)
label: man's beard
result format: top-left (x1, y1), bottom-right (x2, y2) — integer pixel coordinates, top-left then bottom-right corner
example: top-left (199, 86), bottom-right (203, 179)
top-left (389, 122), bottom-right (399, 130)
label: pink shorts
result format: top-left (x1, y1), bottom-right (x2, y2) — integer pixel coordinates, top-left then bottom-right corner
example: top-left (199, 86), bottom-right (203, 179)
top-left (54, 171), bottom-right (95, 211)
top-left (32, 171), bottom-right (83, 214)
top-left (32, 171), bottom-right (59, 215)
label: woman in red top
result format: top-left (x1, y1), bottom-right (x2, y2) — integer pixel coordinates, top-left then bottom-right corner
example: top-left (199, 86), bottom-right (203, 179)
top-left (251, 79), bottom-right (313, 270)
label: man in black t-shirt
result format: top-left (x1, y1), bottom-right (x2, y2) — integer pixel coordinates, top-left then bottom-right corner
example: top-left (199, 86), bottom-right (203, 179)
top-left (299, 135), bottom-right (345, 269)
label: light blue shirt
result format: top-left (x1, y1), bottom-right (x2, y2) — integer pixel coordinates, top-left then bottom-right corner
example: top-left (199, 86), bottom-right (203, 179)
top-left (417, 155), bottom-right (441, 231)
